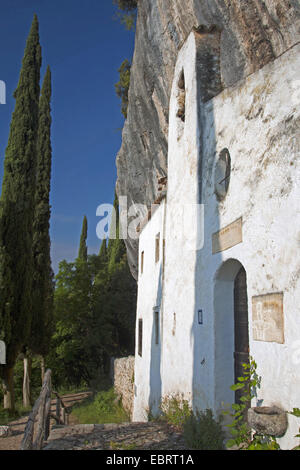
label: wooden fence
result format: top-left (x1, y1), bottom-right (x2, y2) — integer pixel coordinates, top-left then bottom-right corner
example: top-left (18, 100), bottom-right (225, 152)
top-left (20, 369), bottom-right (69, 450)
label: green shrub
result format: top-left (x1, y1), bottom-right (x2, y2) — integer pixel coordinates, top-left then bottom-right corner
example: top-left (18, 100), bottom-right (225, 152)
top-left (183, 409), bottom-right (225, 450)
top-left (160, 393), bottom-right (192, 428)
top-left (115, 59), bottom-right (131, 118)
top-left (94, 388), bottom-right (117, 415)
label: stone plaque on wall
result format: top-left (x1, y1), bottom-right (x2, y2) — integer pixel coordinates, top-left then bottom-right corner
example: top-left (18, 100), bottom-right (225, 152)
top-left (252, 293), bottom-right (284, 344)
top-left (212, 217), bottom-right (243, 254)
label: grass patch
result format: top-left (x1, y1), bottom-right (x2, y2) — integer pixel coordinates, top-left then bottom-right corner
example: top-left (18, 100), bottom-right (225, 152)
top-left (71, 388), bottom-right (129, 424)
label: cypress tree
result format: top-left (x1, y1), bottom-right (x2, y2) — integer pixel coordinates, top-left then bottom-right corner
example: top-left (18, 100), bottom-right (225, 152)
top-left (78, 215), bottom-right (88, 261)
top-left (0, 15), bottom-right (42, 410)
top-left (98, 237), bottom-right (107, 261)
top-left (105, 192), bottom-right (136, 355)
top-left (26, 66), bottom-right (54, 397)
top-left (107, 192), bottom-right (125, 272)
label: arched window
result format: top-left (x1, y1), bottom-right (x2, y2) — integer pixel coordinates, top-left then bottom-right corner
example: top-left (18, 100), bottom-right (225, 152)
top-left (214, 148), bottom-right (231, 201)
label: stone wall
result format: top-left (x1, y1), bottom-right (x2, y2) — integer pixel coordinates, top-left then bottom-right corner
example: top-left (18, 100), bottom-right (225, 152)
top-left (113, 356), bottom-right (135, 419)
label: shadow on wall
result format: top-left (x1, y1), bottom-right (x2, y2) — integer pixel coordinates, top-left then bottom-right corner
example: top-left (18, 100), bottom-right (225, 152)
top-left (191, 25), bottom-right (252, 418)
top-left (148, 265), bottom-right (162, 417)
top-left (191, 26), bottom-right (223, 414)
top-left (190, 25), bottom-right (251, 418)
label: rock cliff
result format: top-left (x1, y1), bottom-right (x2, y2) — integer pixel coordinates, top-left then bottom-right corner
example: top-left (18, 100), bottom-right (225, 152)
top-left (116, 0), bottom-right (300, 279)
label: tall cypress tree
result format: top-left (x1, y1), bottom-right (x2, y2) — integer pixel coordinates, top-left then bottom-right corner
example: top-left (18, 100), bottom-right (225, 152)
top-left (0, 15), bottom-right (42, 410)
top-left (78, 215), bottom-right (88, 261)
top-left (98, 237), bottom-right (107, 260)
top-left (25, 66), bottom-right (54, 397)
top-left (107, 192), bottom-right (126, 272)
top-left (31, 66), bottom-right (54, 355)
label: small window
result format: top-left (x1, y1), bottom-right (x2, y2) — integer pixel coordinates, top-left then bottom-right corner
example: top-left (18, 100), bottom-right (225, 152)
top-left (140, 251), bottom-right (144, 274)
top-left (154, 310), bottom-right (159, 345)
top-left (138, 319), bottom-right (143, 357)
top-left (155, 233), bottom-right (160, 263)
top-left (176, 70), bottom-right (185, 122)
top-left (214, 148), bottom-right (231, 201)
top-left (172, 312), bottom-right (176, 336)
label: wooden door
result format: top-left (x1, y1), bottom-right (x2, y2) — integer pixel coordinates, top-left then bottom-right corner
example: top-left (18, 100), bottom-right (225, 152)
top-left (234, 267), bottom-right (249, 404)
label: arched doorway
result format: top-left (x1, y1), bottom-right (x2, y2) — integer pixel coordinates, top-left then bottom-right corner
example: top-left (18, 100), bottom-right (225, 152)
top-left (214, 259), bottom-right (249, 413)
top-left (234, 266), bottom-right (249, 404)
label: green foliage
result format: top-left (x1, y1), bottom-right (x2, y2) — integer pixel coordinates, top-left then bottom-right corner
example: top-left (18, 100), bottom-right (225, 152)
top-left (245, 434), bottom-right (280, 450)
top-left (289, 408), bottom-right (300, 450)
top-left (290, 408), bottom-right (300, 418)
top-left (78, 215), bottom-right (88, 261)
top-left (0, 14), bottom-right (42, 388)
top-left (47, 257), bottom-right (101, 388)
top-left (94, 388), bottom-right (118, 414)
top-left (160, 393), bottom-right (192, 428)
top-left (115, 0), bottom-right (137, 10)
top-left (31, 65), bottom-right (54, 357)
top-left (47, 200), bottom-right (136, 390)
top-left (115, 59), bottom-right (131, 119)
top-left (0, 356), bottom-right (42, 421)
top-left (224, 357), bottom-right (280, 450)
top-left (183, 409), bottom-right (225, 450)
top-left (113, 0), bottom-right (137, 31)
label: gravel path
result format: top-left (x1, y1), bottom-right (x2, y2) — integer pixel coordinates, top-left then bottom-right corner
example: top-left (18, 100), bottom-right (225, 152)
top-left (43, 421), bottom-right (189, 450)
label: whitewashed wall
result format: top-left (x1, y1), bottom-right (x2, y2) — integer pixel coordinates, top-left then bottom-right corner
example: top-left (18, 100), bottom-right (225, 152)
top-left (133, 32), bottom-right (300, 449)
top-left (133, 200), bottom-right (165, 421)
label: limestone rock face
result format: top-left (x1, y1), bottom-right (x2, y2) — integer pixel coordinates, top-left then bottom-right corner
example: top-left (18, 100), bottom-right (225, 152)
top-left (116, 0), bottom-right (300, 279)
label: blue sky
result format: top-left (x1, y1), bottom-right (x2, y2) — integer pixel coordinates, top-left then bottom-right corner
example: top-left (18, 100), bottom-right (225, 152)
top-left (0, 0), bottom-right (135, 273)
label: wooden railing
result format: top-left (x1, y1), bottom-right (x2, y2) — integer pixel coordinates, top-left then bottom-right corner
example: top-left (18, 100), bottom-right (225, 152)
top-left (20, 369), bottom-right (69, 450)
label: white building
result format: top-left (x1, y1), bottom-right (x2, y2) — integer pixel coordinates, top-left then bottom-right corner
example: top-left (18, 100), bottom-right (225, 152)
top-left (132, 27), bottom-right (300, 449)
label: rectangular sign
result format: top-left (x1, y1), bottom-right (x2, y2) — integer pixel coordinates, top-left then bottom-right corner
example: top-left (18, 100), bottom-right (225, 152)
top-left (252, 293), bottom-right (284, 344)
top-left (212, 217), bottom-right (243, 254)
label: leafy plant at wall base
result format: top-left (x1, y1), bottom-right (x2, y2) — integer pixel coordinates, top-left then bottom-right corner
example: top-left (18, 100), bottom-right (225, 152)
top-left (183, 409), bottom-right (225, 450)
top-left (289, 408), bottom-right (300, 450)
top-left (224, 357), bottom-right (279, 450)
top-left (224, 357), bottom-right (257, 449)
top-left (160, 393), bottom-right (192, 428)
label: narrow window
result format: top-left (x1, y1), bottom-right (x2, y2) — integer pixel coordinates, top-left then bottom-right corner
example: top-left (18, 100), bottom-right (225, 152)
top-left (154, 310), bottom-right (159, 345)
top-left (172, 312), bottom-right (176, 336)
top-left (140, 251), bottom-right (144, 274)
top-left (176, 70), bottom-right (185, 122)
top-left (214, 148), bottom-right (231, 201)
top-left (155, 233), bottom-right (160, 263)
top-left (138, 319), bottom-right (143, 357)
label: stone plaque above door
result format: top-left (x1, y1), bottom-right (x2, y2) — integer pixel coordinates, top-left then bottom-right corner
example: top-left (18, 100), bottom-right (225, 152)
top-left (212, 217), bottom-right (243, 254)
